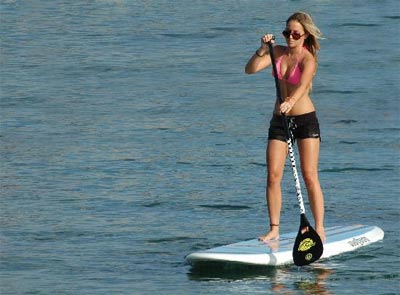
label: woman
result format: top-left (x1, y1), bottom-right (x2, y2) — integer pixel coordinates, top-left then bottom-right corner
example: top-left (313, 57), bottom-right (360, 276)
top-left (245, 12), bottom-right (326, 242)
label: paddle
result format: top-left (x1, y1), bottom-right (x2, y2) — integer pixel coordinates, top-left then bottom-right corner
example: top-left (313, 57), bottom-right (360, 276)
top-left (267, 39), bottom-right (323, 266)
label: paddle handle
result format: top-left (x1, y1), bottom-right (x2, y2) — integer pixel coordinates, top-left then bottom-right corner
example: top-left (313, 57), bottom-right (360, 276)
top-left (267, 41), bottom-right (306, 215)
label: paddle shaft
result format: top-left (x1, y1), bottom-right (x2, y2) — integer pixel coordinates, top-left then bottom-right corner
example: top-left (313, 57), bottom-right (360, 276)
top-left (267, 41), bottom-right (306, 215)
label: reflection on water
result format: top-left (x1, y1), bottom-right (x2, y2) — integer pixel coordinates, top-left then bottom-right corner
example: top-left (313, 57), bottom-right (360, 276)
top-left (188, 262), bottom-right (333, 294)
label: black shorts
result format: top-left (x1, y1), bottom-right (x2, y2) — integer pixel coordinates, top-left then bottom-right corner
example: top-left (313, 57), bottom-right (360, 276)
top-left (268, 111), bottom-right (321, 142)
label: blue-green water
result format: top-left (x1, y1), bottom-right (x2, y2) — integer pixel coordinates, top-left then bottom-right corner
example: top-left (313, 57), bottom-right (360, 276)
top-left (1, 0), bottom-right (399, 294)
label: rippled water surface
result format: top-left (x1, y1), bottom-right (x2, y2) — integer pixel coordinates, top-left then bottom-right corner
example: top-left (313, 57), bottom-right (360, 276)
top-left (1, 0), bottom-right (399, 294)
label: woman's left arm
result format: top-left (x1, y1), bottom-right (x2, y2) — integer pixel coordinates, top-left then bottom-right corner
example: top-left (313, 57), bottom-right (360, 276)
top-left (280, 56), bottom-right (316, 113)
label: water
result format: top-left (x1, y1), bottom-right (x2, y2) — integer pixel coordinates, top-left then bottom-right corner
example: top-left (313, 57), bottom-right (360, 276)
top-left (1, 0), bottom-right (399, 294)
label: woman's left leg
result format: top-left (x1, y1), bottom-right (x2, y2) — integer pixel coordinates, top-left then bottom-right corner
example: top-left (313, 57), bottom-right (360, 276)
top-left (297, 138), bottom-right (326, 242)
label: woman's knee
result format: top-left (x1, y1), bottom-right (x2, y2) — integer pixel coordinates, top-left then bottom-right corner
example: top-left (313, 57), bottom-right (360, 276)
top-left (267, 171), bottom-right (283, 186)
top-left (302, 170), bottom-right (319, 187)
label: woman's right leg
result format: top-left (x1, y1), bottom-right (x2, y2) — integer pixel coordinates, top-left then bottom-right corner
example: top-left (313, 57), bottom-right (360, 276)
top-left (259, 139), bottom-right (287, 241)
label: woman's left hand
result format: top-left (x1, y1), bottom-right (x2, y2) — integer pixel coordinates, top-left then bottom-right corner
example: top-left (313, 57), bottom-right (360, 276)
top-left (280, 98), bottom-right (294, 114)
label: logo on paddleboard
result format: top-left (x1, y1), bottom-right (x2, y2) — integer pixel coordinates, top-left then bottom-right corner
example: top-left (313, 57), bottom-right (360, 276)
top-left (298, 238), bottom-right (316, 252)
top-left (348, 236), bottom-right (370, 247)
top-left (305, 253), bottom-right (313, 261)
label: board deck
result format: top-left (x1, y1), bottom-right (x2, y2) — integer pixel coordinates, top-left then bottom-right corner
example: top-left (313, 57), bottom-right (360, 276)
top-left (186, 224), bottom-right (384, 266)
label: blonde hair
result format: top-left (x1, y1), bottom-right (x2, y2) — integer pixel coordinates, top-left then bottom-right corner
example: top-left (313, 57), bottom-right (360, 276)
top-left (286, 12), bottom-right (323, 58)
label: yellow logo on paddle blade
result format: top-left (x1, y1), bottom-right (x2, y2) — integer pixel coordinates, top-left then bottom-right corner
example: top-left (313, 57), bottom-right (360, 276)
top-left (298, 238), bottom-right (316, 252)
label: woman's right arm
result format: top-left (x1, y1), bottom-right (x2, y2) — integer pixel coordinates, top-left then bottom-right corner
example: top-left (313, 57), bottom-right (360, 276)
top-left (245, 34), bottom-right (275, 74)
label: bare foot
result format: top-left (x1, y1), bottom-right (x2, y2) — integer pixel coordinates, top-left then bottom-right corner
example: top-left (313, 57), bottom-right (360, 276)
top-left (258, 226), bottom-right (280, 242)
top-left (316, 226), bottom-right (326, 243)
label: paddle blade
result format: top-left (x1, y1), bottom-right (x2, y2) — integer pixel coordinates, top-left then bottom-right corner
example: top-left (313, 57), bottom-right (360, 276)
top-left (292, 214), bottom-right (324, 266)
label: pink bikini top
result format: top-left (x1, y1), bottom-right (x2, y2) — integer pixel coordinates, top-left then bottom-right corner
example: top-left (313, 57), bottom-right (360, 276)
top-left (272, 55), bottom-right (302, 85)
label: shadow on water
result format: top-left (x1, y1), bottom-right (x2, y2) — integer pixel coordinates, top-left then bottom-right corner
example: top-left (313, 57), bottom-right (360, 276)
top-left (188, 262), bottom-right (334, 294)
top-left (188, 261), bottom-right (278, 280)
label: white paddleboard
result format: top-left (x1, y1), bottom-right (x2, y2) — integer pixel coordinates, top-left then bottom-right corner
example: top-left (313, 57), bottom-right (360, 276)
top-left (186, 224), bottom-right (384, 266)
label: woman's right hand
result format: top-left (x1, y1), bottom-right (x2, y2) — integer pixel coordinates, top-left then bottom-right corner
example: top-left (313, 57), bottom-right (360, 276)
top-left (261, 34), bottom-right (275, 47)
top-left (255, 34), bottom-right (274, 57)
top-left (245, 33), bottom-right (274, 73)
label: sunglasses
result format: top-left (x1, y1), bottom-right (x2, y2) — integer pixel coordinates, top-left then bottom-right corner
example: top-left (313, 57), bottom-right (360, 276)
top-left (282, 30), bottom-right (305, 40)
